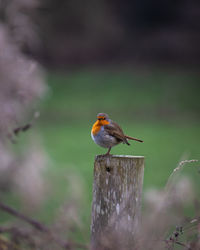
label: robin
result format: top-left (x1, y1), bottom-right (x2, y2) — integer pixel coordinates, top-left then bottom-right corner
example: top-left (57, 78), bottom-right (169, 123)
top-left (91, 113), bottom-right (143, 155)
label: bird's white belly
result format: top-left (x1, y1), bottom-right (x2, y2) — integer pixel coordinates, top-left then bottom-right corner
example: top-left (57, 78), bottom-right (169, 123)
top-left (91, 129), bottom-right (118, 148)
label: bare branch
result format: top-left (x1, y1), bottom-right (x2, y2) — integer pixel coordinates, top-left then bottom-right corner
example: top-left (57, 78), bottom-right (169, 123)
top-left (0, 201), bottom-right (88, 249)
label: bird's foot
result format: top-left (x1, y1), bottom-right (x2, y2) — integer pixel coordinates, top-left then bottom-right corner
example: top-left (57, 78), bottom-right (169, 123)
top-left (102, 153), bottom-right (113, 157)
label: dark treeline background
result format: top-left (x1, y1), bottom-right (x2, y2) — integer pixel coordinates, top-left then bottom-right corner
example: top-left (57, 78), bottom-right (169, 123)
top-left (27, 0), bottom-right (200, 68)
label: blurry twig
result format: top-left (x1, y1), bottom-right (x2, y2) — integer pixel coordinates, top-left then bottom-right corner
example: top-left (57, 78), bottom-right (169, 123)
top-left (165, 159), bottom-right (198, 192)
top-left (0, 201), bottom-right (88, 249)
top-left (164, 217), bottom-right (200, 250)
top-left (12, 111), bottom-right (40, 137)
top-left (164, 226), bottom-right (191, 250)
top-left (0, 201), bottom-right (48, 232)
top-left (164, 239), bottom-right (191, 250)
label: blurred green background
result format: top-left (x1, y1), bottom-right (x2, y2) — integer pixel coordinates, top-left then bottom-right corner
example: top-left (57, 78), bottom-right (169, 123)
top-left (1, 0), bottom-right (200, 246)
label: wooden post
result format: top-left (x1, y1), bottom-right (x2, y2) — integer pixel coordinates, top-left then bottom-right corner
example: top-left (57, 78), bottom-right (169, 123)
top-left (91, 155), bottom-right (144, 250)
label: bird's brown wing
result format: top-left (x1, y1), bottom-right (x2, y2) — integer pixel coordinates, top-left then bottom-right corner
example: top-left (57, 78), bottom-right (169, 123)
top-left (104, 121), bottom-right (130, 145)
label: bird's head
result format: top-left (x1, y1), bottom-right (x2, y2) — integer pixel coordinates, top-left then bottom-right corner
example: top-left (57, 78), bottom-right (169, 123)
top-left (96, 113), bottom-right (110, 125)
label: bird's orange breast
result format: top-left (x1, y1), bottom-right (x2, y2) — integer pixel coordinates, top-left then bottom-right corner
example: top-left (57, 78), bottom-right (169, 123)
top-left (91, 119), bottom-right (110, 136)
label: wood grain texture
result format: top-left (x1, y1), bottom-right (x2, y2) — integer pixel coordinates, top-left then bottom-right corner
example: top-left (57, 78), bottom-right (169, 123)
top-left (91, 155), bottom-right (144, 250)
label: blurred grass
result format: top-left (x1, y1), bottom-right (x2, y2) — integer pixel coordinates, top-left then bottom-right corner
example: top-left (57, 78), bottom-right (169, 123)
top-left (2, 68), bottom-right (200, 244)
top-left (42, 68), bottom-right (200, 122)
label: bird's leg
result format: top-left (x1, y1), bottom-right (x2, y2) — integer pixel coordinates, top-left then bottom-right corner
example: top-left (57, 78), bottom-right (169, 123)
top-left (104, 147), bottom-right (111, 156)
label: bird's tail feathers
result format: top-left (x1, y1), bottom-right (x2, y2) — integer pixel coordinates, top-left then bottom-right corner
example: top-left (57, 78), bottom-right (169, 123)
top-left (125, 135), bottom-right (143, 143)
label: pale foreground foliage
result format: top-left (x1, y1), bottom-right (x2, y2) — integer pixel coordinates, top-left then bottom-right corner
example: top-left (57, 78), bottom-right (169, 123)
top-left (0, 0), bottom-right (47, 208)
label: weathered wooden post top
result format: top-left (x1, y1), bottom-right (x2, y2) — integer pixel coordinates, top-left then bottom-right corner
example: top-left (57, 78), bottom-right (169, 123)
top-left (91, 154), bottom-right (144, 250)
